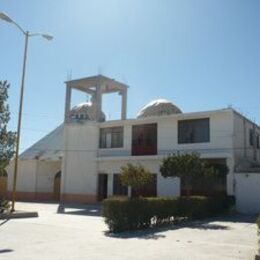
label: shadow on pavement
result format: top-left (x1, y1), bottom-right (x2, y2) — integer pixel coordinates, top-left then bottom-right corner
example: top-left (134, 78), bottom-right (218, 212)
top-left (0, 249), bottom-right (13, 254)
top-left (105, 228), bottom-right (166, 240)
top-left (0, 219), bottom-right (9, 227)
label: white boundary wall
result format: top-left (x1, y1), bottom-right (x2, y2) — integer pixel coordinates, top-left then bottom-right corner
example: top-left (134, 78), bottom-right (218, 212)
top-left (235, 173), bottom-right (260, 214)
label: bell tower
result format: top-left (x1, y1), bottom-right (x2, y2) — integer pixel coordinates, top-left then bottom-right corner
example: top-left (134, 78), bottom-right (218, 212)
top-left (64, 75), bottom-right (128, 123)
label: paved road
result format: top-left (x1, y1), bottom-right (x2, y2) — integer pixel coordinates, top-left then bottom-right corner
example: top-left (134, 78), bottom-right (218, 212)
top-left (0, 202), bottom-right (257, 260)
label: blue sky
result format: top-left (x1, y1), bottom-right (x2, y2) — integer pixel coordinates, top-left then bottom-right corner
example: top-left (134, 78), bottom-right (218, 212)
top-left (0, 0), bottom-right (259, 151)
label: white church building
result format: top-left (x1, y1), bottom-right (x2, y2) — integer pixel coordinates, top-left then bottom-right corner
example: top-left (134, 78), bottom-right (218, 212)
top-left (6, 75), bottom-right (260, 204)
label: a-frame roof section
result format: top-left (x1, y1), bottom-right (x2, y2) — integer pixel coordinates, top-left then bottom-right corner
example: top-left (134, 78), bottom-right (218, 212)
top-left (20, 124), bottom-right (64, 161)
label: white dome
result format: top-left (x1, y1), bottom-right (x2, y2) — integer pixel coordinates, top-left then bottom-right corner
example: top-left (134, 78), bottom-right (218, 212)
top-left (70, 102), bottom-right (106, 122)
top-left (137, 99), bottom-right (182, 118)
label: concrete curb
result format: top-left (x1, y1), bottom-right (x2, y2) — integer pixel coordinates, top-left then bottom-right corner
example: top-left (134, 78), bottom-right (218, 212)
top-left (0, 211), bottom-right (38, 219)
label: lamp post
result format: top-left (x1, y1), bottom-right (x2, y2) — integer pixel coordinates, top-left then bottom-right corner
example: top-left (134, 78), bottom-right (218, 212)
top-left (0, 12), bottom-right (53, 212)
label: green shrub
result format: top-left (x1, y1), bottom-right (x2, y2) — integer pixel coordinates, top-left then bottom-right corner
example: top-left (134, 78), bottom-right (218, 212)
top-left (102, 197), bottom-right (152, 232)
top-left (223, 196), bottom-right (235, 211)
top-left (102, 196), bottom-right (230, 232)
top-left (178, 196), bottom-right (209, 218)
top-left (0, 198), bottom-right (10, 213)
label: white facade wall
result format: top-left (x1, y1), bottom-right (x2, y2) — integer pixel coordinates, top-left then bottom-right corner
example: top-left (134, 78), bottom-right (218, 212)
top-left (98, 109), bottom-right (235, 195)
top-left (158, 176), bottom-right (180, 197)
top-left (6, 160), bottom-right (61, 196)
top-left (9, 108), bottom-right (249, 201)
top-left (61, 122), bottom-right (99, 198)
top-left (99, 109), bottom-right (234, 156)
top-left (233, 112), bottom-right (260, 168)
top-left (235, 173), bottom-right (260, 214)
top-left (35, 161), bottom-right (61, 193)
top-left (157, 110), bottom-right (234, 155)
top-left (7, 160), bottom-right (37, 193)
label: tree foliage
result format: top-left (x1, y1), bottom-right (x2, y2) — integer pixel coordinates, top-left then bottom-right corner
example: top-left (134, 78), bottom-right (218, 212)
top-left (119, 163), bottom-right (152, 191)
top-left (0, 81), bottom-right (16, 173)
top-left (160, 153), bottom-right (228, 195)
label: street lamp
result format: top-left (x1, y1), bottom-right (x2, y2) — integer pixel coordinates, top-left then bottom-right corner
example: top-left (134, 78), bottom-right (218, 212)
top-left (0, 12), bottom-right (53, 212)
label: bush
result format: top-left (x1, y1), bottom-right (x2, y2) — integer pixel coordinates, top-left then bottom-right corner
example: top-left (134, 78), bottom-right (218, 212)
top-left (0, 198), bottom-right (10, 213)
top-left (102, 196), bottom-right (231, 232)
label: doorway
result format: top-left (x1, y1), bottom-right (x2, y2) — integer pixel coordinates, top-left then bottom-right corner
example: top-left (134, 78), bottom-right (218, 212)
top-left (53, 171), bottom-right (61, 201)
top-left (97, 174), bottom-right (108, 201)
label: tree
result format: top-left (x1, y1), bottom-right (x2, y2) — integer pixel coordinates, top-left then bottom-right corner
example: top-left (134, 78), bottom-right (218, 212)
top-left (160, 153), bottom-right (227, 196)
top-left (119, 163), bottom-right (153, 198)
top-left (0, 81), bottom-right (16, 175)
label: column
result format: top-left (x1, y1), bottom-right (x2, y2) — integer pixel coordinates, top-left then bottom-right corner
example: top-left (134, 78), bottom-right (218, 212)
top-left (226, 157), bottom-right (235, 195)
top-left (107, 173), bottom-right (113, 197)
top-left (121, 88), bottom-right (127, 120)
top-left (96, 85), bottom-right (102, 121)
top-left (64, 85), bottom-right (72, 123)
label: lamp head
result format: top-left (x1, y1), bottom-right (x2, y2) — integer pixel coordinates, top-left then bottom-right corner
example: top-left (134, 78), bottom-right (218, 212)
top-left (0, 12), bottom-right (13, 23)
top-left (42, 34), bottom-right (53, 41)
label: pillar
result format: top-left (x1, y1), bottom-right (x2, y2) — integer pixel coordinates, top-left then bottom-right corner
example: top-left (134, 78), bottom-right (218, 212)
top-left (107, 173), bottom-right (113, 197)
top-left (121, 89), bottom-right (127, 120)
top-left (226, 157), bottom-right (235, 195)
top-left (64, 85), bottom-right (72, 123)
top-left (96, 85), bottom-right (102, 121)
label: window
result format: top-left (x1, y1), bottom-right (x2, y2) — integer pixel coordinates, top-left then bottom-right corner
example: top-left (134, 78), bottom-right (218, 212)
top-left (97, 174), bottom-right (108, 201)
top-left (132, 124), bottom-right (157, 155)
top-left (178, 118), bottom-right (210, 144)
top-left (99, 127), bottom-right (123, 148)
top-left (113, 174), bottom-right (128, 196)
top-left (249, 129), bottom-right (254, 146)
top-left (257, 135), bottom-right (260, 149)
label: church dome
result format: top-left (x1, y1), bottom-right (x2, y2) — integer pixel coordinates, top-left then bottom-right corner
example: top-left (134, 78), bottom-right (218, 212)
top-left (69, 102), bottom-right (106, 122)
top-left (137, 99), bottom-right (182, 118)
